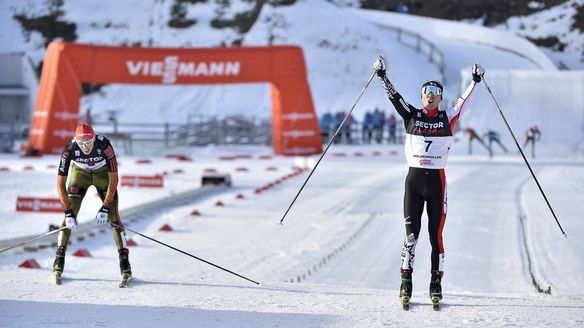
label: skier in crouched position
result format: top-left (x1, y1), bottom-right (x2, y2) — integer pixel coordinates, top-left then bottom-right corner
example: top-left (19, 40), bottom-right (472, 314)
top-left (373, 56), bottom-right (484, 309)
top-left (53, 123), bottom-right (132, 286)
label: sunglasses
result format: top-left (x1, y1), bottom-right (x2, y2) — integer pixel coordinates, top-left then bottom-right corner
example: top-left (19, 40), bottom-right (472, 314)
top-left (421, 85), bottom-right (443, 96)
top-left (76, 138), bottom-right (94, 147)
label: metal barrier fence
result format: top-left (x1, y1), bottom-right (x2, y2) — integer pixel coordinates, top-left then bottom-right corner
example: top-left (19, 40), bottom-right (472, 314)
top-left (378, 25), bottom-right (447, 84)
top-left (1, 115), bottom-right (406, 154)
top-left (91, 115), bottom-right (273, 154)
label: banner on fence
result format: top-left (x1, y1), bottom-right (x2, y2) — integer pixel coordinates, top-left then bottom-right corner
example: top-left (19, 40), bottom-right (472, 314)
top-left (16, 197), bottom-right (63, 213)
top-left (121, 175), bottom-right (164, 188)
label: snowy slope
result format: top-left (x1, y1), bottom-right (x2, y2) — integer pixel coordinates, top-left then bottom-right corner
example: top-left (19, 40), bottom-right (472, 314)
top-left (335, 0), bottom-right (584, 70)
top-left (490, 0), bottom-right (584, 70)
top-left (0, 0), bottom-right (440, 123)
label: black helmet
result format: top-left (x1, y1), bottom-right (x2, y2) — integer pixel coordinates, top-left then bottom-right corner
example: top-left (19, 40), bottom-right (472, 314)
top-left (421, 80), bottom-right (443, 97)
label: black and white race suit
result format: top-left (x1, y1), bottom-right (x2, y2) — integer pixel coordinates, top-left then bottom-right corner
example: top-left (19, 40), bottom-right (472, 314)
top-left (378, 76), bottom-right (478, 274)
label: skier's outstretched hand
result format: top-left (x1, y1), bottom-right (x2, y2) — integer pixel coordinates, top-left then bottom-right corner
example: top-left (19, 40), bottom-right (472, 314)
top-left (65, 209), bottom-right (78, 230)
top-left (95, 206), bottom-right (109, 224)
top-left (374, 55), bottom-right (386, 77)
top-left (472, 63), bottom-right (485, 83)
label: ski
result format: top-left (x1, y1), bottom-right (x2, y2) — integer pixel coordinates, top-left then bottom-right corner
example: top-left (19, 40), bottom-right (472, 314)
top-left (429, 271), bottom-right (442, 311)
top-left (119, 274), bottom-right (132, 288)
top-left (401, 296), bottom-right (410, 311)
top-left (431, 295), bottom-right (440, 311)
top-left (54, 273), bottom-right (62, 285)
top-left (399, 270), bottom-right (413, 311)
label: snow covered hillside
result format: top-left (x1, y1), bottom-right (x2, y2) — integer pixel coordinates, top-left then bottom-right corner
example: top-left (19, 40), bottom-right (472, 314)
top-left (1, 0), bottom-right (441, 123)
top-left (333, 0), bottom-right (584, 70)
top-left (491, 0), bottom-right (584, 70)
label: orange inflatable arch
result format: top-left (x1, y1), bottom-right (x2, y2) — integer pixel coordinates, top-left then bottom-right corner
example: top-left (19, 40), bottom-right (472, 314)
top-left (28, 42), bottom-right (322, 155)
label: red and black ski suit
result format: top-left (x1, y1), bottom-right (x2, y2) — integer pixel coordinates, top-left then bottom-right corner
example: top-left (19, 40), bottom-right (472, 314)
top-left (378, 75), bottom-right (478, 274)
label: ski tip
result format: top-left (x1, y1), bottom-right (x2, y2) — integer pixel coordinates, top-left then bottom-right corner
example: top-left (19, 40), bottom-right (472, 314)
top-left (53, 272), bottom-right (62, 285)
top-left (119, 274), bottom-right (132, 288)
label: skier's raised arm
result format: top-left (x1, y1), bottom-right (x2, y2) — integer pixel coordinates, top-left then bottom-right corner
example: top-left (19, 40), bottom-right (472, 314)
top-left (373, 56), bottom-right (415, 120)
top-left (445, 63), bottom-right (485, 125)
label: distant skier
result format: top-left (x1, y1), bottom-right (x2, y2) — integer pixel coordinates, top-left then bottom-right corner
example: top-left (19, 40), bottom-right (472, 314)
top-left (387, 113), bottom-right (398, 144)
top-left (523, 125), bottom-right (541, 159)
top-left (484, 129), bottom-right (508, 158)
top-left (464, 127), bottom-right (488, 155)
top-left (362, 111), bottom-right (374, 144)
top-left (53, 123), bottom-right (132, 286)
top-left (319, 112), bottom-right (334, 144)
top-left (374, 56), bottom-right (485, 309)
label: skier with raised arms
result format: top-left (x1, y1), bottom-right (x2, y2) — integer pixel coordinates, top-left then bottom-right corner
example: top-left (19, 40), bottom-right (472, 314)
top-left (373, 56), bottom-right (485, 310)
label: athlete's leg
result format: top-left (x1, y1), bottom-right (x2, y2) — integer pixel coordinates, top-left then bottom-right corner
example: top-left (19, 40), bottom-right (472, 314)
top-left (401, 168), bottom-right (425, 272)
top-left (426, 169), bottom-right (447, 274)
top-left (54, 166), bottom-right (89, 275)
top-left (497, 139), bottom-right (508, 152)
top-left (95, 169), bottom-right (131, 276)
top-left (426, 169), bottom-right (447, 300)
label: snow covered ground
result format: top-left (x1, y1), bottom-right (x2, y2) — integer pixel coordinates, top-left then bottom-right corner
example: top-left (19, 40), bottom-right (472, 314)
top-left (1, 143), bottom-right (584, 327)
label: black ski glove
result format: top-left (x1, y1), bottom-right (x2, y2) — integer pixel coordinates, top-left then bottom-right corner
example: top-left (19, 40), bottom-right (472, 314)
top-left (472, 63), bottom-right (485, 83)
top-left (374, 56), bottom-right (386, 78)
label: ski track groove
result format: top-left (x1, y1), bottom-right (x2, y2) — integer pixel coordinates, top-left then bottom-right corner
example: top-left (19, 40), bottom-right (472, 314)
top-left (516, 168), bottom-right (552, 294)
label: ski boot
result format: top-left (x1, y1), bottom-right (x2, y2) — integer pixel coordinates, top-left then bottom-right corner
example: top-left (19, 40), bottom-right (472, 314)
top-left (118, 248), bottom-right (132, 288)
top-left (429, 270), bottom-right (443, 310)
top-left (52, 246), bottom-right (66, 285)
top-left (400, 269), bottom-right (413, 310)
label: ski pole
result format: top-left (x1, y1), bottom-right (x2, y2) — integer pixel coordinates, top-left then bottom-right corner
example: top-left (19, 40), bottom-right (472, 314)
top-left (0, 227), bottom-right (68, 254)
top-left (482, 76), bottom-right (567, 238)
top-left (279, 70), bottom-right (376, 225)
top-left (110, 223), bottom-right (260, 285)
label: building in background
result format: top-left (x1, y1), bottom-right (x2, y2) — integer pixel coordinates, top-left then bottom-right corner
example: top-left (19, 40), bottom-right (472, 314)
top-left (0, 53), bottom-right (38, 152)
